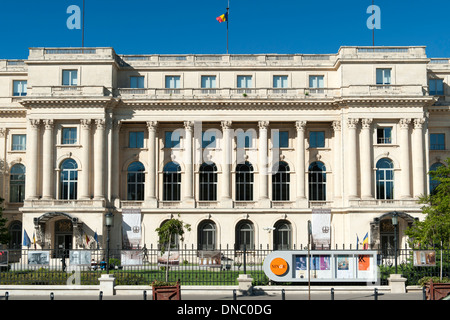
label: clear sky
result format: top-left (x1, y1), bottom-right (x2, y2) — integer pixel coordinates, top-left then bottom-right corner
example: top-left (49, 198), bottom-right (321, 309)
top-left (1, 0), bottom-right (449, 59)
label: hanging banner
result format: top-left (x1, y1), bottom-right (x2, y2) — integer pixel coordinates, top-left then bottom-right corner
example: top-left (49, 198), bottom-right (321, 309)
top-left (312, 208), bottom-right (331, 249)
top-left (122, 208), bottom-right (142, 249)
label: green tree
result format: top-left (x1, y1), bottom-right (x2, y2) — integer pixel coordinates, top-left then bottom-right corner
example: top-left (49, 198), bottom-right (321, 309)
top-left (406, 158), bottom-right (450, 248)
top-left (0, 198), bottom-right (10, 246)
top-left (155, 215), bottom-right (191, 283)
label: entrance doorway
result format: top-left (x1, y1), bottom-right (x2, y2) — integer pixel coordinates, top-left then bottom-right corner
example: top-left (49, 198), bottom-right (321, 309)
top-left (55, 219), bottom-right (73, 258)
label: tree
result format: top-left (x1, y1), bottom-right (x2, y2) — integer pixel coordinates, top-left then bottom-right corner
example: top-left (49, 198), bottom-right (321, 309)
top-left (0, 198), bottom-right (10, 246)
top-left (155, 215), bottom-right (191, 283)
top-left (406, 158), bottom-right (450, 248)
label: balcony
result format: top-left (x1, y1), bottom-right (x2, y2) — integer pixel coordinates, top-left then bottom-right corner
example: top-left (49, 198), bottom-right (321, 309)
top-left (27, 199), bottom-right (105, 208)
top-left (348, 199), bottom-right (420, 207)
top-left (28, 85), bottom-right (111, 98)
top-left (343, 84), bottom-right (427, 97)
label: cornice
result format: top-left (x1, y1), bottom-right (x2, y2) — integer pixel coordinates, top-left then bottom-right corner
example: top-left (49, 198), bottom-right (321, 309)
top-left (18, 97), bottom-right (118, 108)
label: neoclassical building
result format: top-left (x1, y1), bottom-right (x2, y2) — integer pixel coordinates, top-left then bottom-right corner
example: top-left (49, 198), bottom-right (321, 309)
top-left (0, 46), bottom-right (449, 254)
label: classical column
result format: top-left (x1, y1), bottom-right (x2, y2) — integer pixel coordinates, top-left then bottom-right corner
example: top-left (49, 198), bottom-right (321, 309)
top-left (111, 120), bottom-right (121, 204)
top-left (360, 118), bottom-right (373, 199)
top-left (25, 119), bottom-right (40, 200)
top-left (346, 118), bottom-right (359, 199)
top-left (183, 121), bottom-right (194, 206)
top-left (295, 121), bottom-right (307, 204)
top-left (332, 120), bottom-right (342, 202)
top-left (94, 119), bottom-right (105, 200)
top-left (220, 120), bottom-right (233, 207)
top-left (399, 118), bottom-right (412, 199)
top-left (258, 121), bottom-right (270, 207)
top-left (146, 121), bottom-right (158, 207)
top-left (42, 120), bottom-right (54, 200)
top-left (412, 118), bottom-right (425, 198)
top-left (79, 119), bottom-right (91, 200)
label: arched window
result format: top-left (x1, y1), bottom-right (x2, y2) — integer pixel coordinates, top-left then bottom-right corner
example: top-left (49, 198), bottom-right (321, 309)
top-left (272, 161), bottom-right (290, 201)
top-left (308, 161), bottom-right (326, 201)
top-left (198, 220), bottom-right (216, 250)
top-left (376, 158), bottom-right (394, 200)
top-left (10, 164), bottom-right (25, 203)
top-left (236, 161), bottom-right (254, 201)
top-left (163, 161), bottom-right (181, 201)
top-left (8, 221), bottom-right (22, 249)
top-left (60, 159), bottom-right (78, 200)
top-left (273, 220), bottom-right (292, 250)
top-left (127, 161), bottom-right (145, 201)
top-left (236, 220), bottom-right (254, 250)
top-left (199, 162), bottom-right (217, 201)
top-left (429, 162), bottom-right (444, 195)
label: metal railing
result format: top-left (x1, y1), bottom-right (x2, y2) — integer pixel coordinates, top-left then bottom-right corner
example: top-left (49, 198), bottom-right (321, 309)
top-left (1, 244), bottom-right (448, 286)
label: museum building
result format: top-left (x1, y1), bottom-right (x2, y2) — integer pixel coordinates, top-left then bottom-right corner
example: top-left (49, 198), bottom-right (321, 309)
top-left (0, 46), bottom-right (449, 254)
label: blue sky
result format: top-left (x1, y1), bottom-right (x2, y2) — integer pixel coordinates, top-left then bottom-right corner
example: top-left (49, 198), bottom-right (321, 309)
top-left (1, 0), bottom-right (449, 59)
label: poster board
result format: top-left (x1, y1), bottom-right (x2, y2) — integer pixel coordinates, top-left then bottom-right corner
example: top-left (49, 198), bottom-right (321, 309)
top-left (413, 250), bottom-right (436, 266)
top-left (264, 250), bottom-right (378, 283)
top-left (69, 250), bottom-right (91, 266)
top-left (198, 251), bottom-right (221, 267)
top-left (122, 208), bottom-right (142, 249)
top-left (121, 250), bottom-right (143, 266)
top-left (27, 251), bottom-right (50, 265)
top-left (0, 250), bottom-right (7, 266)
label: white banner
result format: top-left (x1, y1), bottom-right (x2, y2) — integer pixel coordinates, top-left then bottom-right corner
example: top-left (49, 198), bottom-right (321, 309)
top-left (312, 208), bottom-right (331, 249)
top-left (122, 209), bottom-right (142, 249)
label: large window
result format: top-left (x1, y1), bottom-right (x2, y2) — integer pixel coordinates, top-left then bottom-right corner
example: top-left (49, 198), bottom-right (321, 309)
top-left (309, 131), bottom-right (325, 148)
top-left (236, 161), bottom-right (254, 201)
top-left (129, 131), bottom-right (144, 148)
top-left (309, 75), bottom-right (324, 89)
top-left (201, 76), bottom-right (216, 89)
top-left (430, 133), bottom-right (445, 150)
top-left (163, 161), bottom-right (181, 201)
top-left (62, 127), bottom-right (77, 145)
top-left (165, 76), bottom-right (181, 89)
top-left (376, 68), bottom-right (391, 85)
top-left (13, 80), bottom-right (27, 96)
top-left (237, 76), bottom-right (252, 88)
top-left (127, 161), bottom-right (145, 201)
top-left (60, 159), bottom-right (78, 200)
top-left (429, 79), bottom-right (444, 96)
top-left (273, 76), bottom-right (288, 88)
top-left (11, 134), bottom-right (26, 151)
top-left (130, 76), bottom-right (144, 88)
top-left (236, 220), bottom-right (254, 250)
top-left (308, 161), bottom-right (326, 201)
top-left (272, 161), bottom-right (290, 201)
top-left (198, 220), bottom-right (216, 250)
top-left (376, 158), bottom-right (394, 200)
top-left (274, 220), bottom-right (292, 250)
top-left (10, 164), bottom-right (25, 203)
top-left (377, 127), bottom-right (392, 144)
top-left (199, 162), bottom-right (217, 201)
top-left (165, 131), bottom-right (181, 148)
top-left (62, 70), bottom-right (78, 86)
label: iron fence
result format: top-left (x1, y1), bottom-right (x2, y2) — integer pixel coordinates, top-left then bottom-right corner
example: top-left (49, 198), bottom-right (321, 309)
top-left (1, 244), bottom-right (449, 286)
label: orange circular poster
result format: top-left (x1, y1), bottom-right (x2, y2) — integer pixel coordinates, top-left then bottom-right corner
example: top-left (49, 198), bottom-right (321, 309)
top-left (270, 257), bottom-right (288, 276)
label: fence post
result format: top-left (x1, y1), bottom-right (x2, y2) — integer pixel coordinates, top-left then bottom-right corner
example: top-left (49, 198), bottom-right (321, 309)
top-left (233, 289), bottom-right (237, 300)
top-left (50, 292), bottom-right (54, 300)
top-left (281, 289), bottom-right (285, 300)
top-left (374, 288), bottom-right (378, 300)
top-left (143, 290), bottom-right (147, 300)
top-left (5, 292), bottom-right (8, 301)
top-left (99, 291), bottom-right (103, 300)
top-left (331, 288), bottom-right (334, 300)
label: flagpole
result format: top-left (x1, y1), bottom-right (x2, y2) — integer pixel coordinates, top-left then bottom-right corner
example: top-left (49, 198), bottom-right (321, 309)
top-left (226, 0), bottom-right (229, 54)
top-left (82, 0), bottom-right (85, 47)
top-left (372, 0), bottom-right (375, 47)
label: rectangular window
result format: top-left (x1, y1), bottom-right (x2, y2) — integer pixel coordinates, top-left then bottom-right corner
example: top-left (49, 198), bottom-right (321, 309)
top-left (12, 134), bottom-right (26, 151)
top-left (165, 131), bottom-right (181, 148)
top-left (377, 127), bottom-right (392, 144)
top-left (130, 76), bottom-right (144, 88)
top-left (309, 75), bottom-right (324, 88)
top-left (62, 70), bottom-right (78, 86)
top-left (430, 133), bottom-right (445, 150)
top-left (309, 131), bottom-right (325, 148)
top-left (237, 76), bottom-right (252, 88)
top-left (429, 79), bottom-right (444, 95)
top-left (236, 131), bottom-right (253, 148)
top-left (273, 131), bottom-right (289, 148)
top-left (376, 68), bottom-right (391, 85)
top-left (165, 76), bottom-right (181, 89)
top-left (129, 131), bottom-right (144, 148)
top-left (62, 127), bottom-right (77, 145)
top-left (273, 76), bottom-right (288, 88)
top-left (202, 131), bottom-right (216, 148)
top-left (201, 76), bottom-right (216, 88)
top-left (13, 80), bottom-right (27, 96)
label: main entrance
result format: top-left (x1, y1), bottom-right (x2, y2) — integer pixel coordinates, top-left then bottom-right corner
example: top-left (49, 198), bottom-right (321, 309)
top-left (55, 219), bottom-right (73, 258)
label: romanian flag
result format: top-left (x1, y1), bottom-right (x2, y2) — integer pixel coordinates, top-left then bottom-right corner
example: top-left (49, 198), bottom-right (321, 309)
top-left (85, 233), bottom-right (90, 245)
top-left (216, 12), bottom-right (228, 23)
top-left (362, 232), bottom-right (369, 250)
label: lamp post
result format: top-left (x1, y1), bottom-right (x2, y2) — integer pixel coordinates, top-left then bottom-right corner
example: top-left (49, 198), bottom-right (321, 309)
top-left (105, 211), bottom-right (114, 274)
top-left (307, 220), bottom-right (312, 301)
top-left (391, 212), bottom-right (398, 274)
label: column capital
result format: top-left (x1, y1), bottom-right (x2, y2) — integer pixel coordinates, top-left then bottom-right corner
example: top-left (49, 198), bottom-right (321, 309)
top-left (361, 118), bottom-right (373, 129)
top-left (80, 119), bottom-right (92, 129)
top-left (43, 119), bottom-right (54, 130)
top-left (95, 119), bottom-right (105, 129)
top-left (347, 118), bottom-right (359, 129)
top-left (221, 120), bottom-right (232, 130)
top-left (0, 128), bottom-right (6, 138)
top-left (29, 119), bottom-right (40, 129)
top-left (295, 120), bottom-right (307, 131)
top-left (413, 118), bottom-right (425, 129)
top-left (184, 120), bottom-right (194, 131)
top-left (258, 121), bottom-right (269, 130)
top-left (399, 118), bottom-right (411, 129)
top-left (146, 121), bottom-right (158, 131)
top-left (331, 120), bottom-right (341, 132)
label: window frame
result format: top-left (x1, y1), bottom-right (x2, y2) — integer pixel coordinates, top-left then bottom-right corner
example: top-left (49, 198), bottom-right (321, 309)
top-left (11, 134), bottom-right (27, 151)
top-left (309, 131), bottom-right (325, 148)
top-left (199, 162), bottom-right (218, 201)
top-left (127, 161), bottom-right (145, 201)
top-left (60, 159), bottom-right (78, 200)
top-left (9, 164), bottom-right (26, 203)
top-left (376, 68), bottom-right (391, 85)
top-left (308, 161), bottom-right (326, 201)
top-left (235, 161), bottom-right (254, 201)
top-left (375, 158), bottom-right (394, 200)
top-left (12, 80), bottom-right (27, 96)
top-left (430, 133), bottom-right (445, 150)
top-left (61, 127), bottom-right (78, 145)
top-left (130, 76), bottom-right (145, 89)
top-left (376, 127), bottom-right (393, 144)
top-left (429, 79), bottom-right (444, 96)
top-left (272, 161), bottom-right (290, 201)
top-left (129, 131), bottom-right (145, 148)
top-left (62, 70), bottom-right (78, 86)
top-left (163, 161), bottom-right (182, 201)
